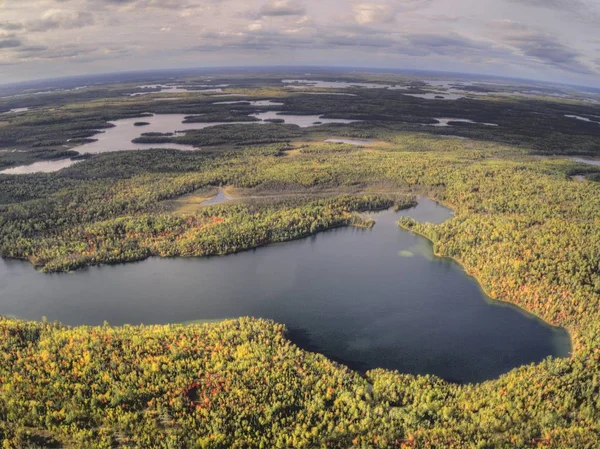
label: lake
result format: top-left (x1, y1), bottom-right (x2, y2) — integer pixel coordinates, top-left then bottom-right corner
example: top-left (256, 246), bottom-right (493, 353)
top-left (572, 157), bottom-right (600, 166)
top-left (213, 100), bottom-right (285, 106)
top-left (565, 115), bottom-right (600, 125)
top-left (431, 118), bottom-right (499, 127)
top-left (404, 93), bottom-right (465, 100)
top-left (280, 79), bottom-right (566, 102)
top-left (0, 158), bottom-right (78, 175)
top-left (282, 79), bottom-right (468, 100)
top-left (73, 114), bottom-right (238, 153)
top-left (128, 84), bottom-right (230, 96)
top-left (0, 198), bottom-right (570, 383)
top-left (1, 107), bottom-right (31, 114)
top-left (325, 138), bottom-right (376, 145)
top-left (250, 111), bottom-right (359, 127)
top-left (282, 79), bottom-right (403, 90)
top-left (73, 113), bottom-right (360, 154)
top-left (2, 111), bottom-right (363, 173)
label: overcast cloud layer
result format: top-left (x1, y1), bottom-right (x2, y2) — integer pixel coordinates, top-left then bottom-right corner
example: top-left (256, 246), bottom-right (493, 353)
top-left (0, 0), bottom-right (599, 86)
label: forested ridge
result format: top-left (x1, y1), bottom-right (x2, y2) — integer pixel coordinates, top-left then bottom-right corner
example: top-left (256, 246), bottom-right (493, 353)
top-left (2, 76), bottom-right (600, 447)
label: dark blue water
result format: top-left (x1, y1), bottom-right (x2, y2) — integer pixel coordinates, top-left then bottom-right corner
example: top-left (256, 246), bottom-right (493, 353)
top-left (0, 199), bottom-right (570, 383)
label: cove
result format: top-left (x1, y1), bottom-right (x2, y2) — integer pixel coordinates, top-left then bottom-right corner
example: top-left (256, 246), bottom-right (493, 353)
top-left (0, 199), bottom-right (569, 383)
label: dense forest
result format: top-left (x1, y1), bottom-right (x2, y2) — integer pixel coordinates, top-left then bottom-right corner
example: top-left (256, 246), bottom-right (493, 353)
top-left (1, 75), bottom-right (600, 447)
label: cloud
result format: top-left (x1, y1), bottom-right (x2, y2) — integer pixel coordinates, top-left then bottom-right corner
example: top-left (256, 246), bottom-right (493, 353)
top-left (405, 33), bottom-right (485, 51)
top-left (352, 0), bottom-right (431, 24)
top-left (191, 25), bottom-right (501, 61)
top-left (193, 26), bottom-right (323, 52)
top-left (505, 0), bottom-right (600, 23)
top-left (137, 0), bottom-right (195, 6)
top-left (257, 0), bottom-right (306, 17)
top-left (0, 22), bottom-right (24, 31)
top-left (89, 0), bottom-right (193, 8)
top-left (14, 42), bottom-right (132, 63)
top-left (353, 3), bottom-right (397, 25)
top-left (506, 0), bottom-right (587, 10)
top-left (0, 38), bottom-right (21, 49)
top-left (322, 34), bottom-right (396, 48)
top-left (395, 33), bottom-right (506, 61)
top-left (18, 45), bottom-right (49, 53)
top-left (16, 44), bottom-right (91, 60)
top-left (508, 0), bottom-right (594, 13)
top-left (248, 23), bottom-right (264, 31)
top-left (27, 10), bottom-right (94, 32)
top-left (494, 21), bottom-right (595, 75)
top-left (180, 9), bottom-right (200, 17)
top-left (510, 35), bottom-right (593, 74)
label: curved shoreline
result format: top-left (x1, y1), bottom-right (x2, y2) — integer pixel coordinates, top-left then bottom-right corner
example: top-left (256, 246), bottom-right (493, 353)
top-left (397, 212), bottom-right (575, 364)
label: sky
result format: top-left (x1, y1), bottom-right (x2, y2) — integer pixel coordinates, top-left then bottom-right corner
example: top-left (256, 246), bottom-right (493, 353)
top-left (0, 0), bottom-right (599, 87)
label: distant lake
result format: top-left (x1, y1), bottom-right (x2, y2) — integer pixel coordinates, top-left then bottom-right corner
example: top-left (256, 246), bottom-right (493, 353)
top-left (282, 79), bottom-right (468, 100)
top-left (1, 107), bottom-right (31, 114)
top-left (430, 118), bottom-right (499, 127)
top-left (404, 93), bottom-right (465, 100)
top-left (565, 114), bottom-right (600, 125)
top-left (250, 111), bottom-right (359, 127)
top-left (74, 114), bottom-right (236, 153)
top-left (0, 158), bottom-right (78, 175)
top-left (282, 79), bottom-right (402, 90)
top-left (325, 138), bottom-right (375, 145)
top-left (128, 84), bottom-right (229, 96)
top-left (213, 100), bottom-right (285, 106)
top-left (0, 198), bottom-right (570, 383)
top-left (572, 157), bottom-right (600, 166)
top-left (73, 113), bottom-right (359, 154)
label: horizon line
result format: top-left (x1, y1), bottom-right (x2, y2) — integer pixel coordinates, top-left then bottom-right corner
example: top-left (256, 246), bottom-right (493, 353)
top-left (1, 64), bottom-right (599, 92)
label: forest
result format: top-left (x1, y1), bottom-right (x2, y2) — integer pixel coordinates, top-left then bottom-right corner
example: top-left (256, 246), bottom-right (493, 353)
top-left (1, 74), bottom-right (600, 447)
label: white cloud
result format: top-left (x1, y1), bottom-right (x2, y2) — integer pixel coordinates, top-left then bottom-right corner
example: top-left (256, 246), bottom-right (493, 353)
top-left (248, 22), bottom-right (263, 31)
top-left (27, 9), bottom-right (95, 32)
top-left (258, 0), bottom-right (305, 17)
top-left (180, 9), bottom-right (195, 17)
top-left (353, 3), bottom-right (397, 25)
top-left (352, 0), bottom-right (432, 24)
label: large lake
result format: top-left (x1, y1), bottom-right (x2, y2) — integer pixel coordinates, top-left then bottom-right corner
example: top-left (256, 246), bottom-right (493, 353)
top-left (0, 199), bottom-right (569, 383)
top-left (74, 113), bottom-right (359, 154)
top-left (0, 111), bottom-right (358, 172)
